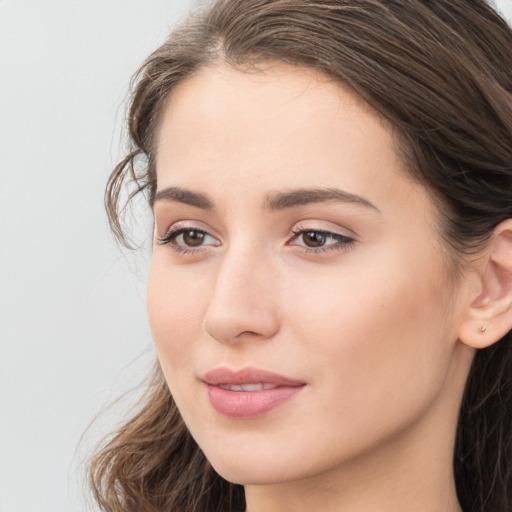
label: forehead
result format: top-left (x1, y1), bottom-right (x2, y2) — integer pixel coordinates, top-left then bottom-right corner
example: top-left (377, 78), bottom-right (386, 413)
top-left (158, 62), bottom-right (389, 139)
top-left (155, 62), bottom-right (406, 194)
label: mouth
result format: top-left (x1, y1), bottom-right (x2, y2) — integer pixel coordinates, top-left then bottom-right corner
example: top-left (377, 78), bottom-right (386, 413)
top-left (202, 367), bottom-right (306, 419)
top-left (218, 383), bottom-right (279, 391)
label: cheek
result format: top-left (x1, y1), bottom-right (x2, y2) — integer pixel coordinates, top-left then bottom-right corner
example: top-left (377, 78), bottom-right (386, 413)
top-left (283, 253), bottom-right (452, 421)
top-left (286, 254), bottom-right (441, 340)
top-left (147, 260), bottom-right (207, 373)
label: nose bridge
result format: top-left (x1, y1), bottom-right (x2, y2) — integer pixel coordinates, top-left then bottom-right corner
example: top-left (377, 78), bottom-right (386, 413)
top-left (202, 241), bottom-right (280, 344)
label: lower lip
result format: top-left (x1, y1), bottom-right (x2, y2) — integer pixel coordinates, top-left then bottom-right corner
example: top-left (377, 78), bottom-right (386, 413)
top-left (206, 385), bottom-right (304, 419)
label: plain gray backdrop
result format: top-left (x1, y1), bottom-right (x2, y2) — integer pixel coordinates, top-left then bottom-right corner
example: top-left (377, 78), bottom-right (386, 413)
top-left (1, 1), bottom-right (511, 511)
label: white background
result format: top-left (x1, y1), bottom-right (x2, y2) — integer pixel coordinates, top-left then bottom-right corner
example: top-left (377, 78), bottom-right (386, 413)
top-left (1, 1), bottom-right (511, 511)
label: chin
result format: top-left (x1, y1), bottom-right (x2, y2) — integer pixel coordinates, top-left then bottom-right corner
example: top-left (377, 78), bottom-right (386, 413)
top-left (200, 439), bottom-right (314, 486)
top-left (211, 461), bottom-right (294, 486)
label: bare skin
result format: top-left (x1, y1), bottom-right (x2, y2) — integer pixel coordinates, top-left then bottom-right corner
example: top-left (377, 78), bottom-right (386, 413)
top-left (146, 62), bottom-right (511, 512)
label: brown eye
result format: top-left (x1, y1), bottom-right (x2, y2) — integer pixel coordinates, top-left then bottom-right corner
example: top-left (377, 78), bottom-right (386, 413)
top-left (289, 228), bottom-right (355, 253)
top-left (302, 231), bottom-right (327, 247)
top-left (182, 230), bottom-right (205, 246)
top-left (158, 227), bottom-right (220, 251)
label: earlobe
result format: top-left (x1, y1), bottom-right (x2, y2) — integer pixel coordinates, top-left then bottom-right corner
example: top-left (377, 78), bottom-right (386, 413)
top-left (458, 219), bottom-right (512, 349)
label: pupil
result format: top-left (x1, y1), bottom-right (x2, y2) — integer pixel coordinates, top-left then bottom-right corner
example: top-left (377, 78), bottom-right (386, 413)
top-left (183, 230), bottom-right (204, 246)
top-left (303, 231), bottom-right (326, 247)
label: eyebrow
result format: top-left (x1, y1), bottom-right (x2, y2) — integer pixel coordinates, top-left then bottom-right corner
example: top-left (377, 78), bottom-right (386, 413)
top-left (153, 186), bottom-right (379, 212)
top-left (263, 188), bottom-right (379, 212)
top-left (153, 187), bottom-right (214, 209)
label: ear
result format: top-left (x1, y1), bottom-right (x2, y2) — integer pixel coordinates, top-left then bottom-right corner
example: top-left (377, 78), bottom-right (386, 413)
top-left (458, 219), bottom-right (512, 349)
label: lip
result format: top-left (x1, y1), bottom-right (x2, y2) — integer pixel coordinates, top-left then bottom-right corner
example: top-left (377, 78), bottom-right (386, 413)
top-left (202, 367), bottom-right (306, 419)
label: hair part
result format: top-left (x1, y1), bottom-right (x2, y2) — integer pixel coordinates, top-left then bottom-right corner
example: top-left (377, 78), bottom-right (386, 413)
top-left (94, 2), bottom-right (512, 511)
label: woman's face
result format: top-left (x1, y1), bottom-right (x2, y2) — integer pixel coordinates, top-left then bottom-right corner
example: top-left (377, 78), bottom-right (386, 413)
top-left (148, 63), bottom-right (473, 485)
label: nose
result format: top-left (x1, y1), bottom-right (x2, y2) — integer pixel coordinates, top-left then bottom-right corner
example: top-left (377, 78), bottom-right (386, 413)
top-left (202, 247), bottom-right (280, 345)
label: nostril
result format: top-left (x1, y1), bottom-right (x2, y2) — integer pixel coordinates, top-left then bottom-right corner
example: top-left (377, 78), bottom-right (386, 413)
top-left (236, 330), bottom-right (263, 339)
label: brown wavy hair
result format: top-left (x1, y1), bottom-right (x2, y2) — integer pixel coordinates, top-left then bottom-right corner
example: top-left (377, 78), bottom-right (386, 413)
top-left (89, 1), bottom-right (512, 511)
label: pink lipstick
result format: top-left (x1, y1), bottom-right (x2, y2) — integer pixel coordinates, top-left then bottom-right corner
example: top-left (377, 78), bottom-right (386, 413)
top-left (202, 367), bottom-right (305, 419)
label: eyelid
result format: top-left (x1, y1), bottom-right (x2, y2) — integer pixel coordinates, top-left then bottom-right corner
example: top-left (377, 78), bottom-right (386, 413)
top-left (290, 220), bottom-right (355, 239)
top-left (157, 221), bottom-right (221, 251)
top-left (155, 219), bottom-right (356, 256)
top-left (157, 220), bottom-right (218, 239)
top-left (287, 222), bottom-right (356, 253)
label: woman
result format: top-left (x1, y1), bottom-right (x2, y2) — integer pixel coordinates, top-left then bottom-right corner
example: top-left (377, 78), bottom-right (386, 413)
top-left (89, 1), bottom-right (512, 511)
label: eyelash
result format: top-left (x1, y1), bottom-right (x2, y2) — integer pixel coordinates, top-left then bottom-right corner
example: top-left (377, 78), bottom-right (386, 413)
top-left (157, 225), bottom-right (216, 255)
top-left (289, 227), bottom-right (355, 254)
top-left (157, 224), bottom-right (355, 255)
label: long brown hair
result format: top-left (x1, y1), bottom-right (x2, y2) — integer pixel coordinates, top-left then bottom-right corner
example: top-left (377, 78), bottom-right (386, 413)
top-left (89, 1), bottom-right (512, 511)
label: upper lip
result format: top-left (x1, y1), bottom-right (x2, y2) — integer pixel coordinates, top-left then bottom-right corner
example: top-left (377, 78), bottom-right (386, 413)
top-left (202, 367), bottom-right (305, 387)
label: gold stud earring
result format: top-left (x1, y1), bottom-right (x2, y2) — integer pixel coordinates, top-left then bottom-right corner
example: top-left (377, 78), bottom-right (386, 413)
top-left (479, 325), bottom-right (487, 334)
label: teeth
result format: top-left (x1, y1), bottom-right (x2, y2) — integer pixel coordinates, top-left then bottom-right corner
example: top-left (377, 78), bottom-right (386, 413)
top-left (218, 383), bottom-right (277, 392)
